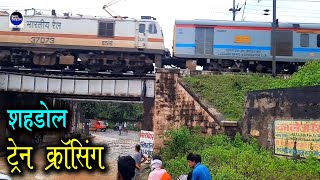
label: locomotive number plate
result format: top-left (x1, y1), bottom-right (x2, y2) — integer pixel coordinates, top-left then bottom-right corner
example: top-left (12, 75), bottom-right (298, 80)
top-left (31, 37), bottom-right (55, 44)
top-left (102, 41), bottom-right (113, 46)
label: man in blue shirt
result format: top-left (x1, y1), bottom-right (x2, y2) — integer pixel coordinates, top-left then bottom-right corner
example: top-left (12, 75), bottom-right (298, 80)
top-left (187, 153), bottom-right (212, 180)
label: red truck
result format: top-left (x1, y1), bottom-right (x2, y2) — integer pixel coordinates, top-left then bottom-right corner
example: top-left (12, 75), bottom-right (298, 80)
top-left (89, 120), bottom-right (108, 132)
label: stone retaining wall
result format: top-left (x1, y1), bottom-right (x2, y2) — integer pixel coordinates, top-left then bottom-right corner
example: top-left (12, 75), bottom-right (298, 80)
top-left (153, 69), bottom-right (238, 153)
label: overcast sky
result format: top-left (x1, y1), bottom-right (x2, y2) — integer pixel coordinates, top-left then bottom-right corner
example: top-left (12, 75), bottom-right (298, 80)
top-left (0, 0), bottom-right (319, 49)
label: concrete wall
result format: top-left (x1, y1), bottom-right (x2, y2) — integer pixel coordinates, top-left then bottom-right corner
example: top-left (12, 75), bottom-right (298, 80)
top-left (0, 93), bottom-right (45, 147)
top-left (0, 93), bottom-right (12, 151)
top-left (153, 69), bottom-right (238, 153)
top-left (142, 97), bottom-right (154, 131)
top-left (240, 86), bottom-right (320, 152)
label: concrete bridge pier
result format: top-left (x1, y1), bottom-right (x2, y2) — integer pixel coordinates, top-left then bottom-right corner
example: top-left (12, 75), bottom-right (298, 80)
top-left (153, 69), bottom-right (181, 153)
top-left (0, 93), bottom-right (48, 148)
top-left (0, 93), bottom-right (11, 151)
top-left (0, 93), bottom-right (85, 150)
top-left (142, 97), bottom-right (154, 131)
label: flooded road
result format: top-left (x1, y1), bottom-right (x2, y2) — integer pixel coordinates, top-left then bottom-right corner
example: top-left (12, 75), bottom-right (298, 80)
top-left (0, 129), bottom-right (140, 180)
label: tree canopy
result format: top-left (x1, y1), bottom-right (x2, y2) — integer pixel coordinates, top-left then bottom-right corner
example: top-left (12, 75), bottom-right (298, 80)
top-left (80, 102), bottom-right (143, 122)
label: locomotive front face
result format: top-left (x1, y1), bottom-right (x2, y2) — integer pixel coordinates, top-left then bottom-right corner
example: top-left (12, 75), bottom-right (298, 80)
top-left (0, 11), bottom-right (165, 74)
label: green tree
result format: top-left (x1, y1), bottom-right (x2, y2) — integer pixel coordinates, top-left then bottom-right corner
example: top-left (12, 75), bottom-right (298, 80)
top-left (80, 102), bottom-right (96, 119)
top-left (80, 101), bottom-right (143, 122)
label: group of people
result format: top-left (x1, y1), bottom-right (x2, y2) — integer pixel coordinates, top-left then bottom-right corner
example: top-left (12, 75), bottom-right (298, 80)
top-left (117, 144), bottom-right (212, 180)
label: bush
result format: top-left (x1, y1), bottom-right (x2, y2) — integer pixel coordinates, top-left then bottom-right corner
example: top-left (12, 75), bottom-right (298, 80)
top-left (161, 126), bottom-right (205, 160)
top-left (161, 127), bottom-right (320, 180)
top-left (287, 61), bottom-right (320, 87)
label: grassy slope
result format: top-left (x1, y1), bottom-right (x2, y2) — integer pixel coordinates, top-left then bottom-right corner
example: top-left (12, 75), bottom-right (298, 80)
top-left (183, 74), bottom-right (286, 121)
top-left (182, 61), bottom-right (320, 121)
top-left (161, 128), bottom-right (320, 180)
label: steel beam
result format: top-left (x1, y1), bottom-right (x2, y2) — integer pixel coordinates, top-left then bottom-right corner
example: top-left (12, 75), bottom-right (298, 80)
top-left (0, 72), bottom-right (155, 99)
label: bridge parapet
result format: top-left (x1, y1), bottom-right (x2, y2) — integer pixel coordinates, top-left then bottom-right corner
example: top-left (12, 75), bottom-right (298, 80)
top-left (0, 72), bottom-right (155, 100)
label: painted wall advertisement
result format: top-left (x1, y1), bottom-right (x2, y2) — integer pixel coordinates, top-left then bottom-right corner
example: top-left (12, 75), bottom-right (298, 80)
top-left (140, 130), bottom-right (154, 157)
top-left (274, 120), bottom-right (320, 159)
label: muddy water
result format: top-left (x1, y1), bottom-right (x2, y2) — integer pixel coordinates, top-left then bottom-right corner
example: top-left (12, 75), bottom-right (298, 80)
top-left (0, 130), bottom-right (140, 180)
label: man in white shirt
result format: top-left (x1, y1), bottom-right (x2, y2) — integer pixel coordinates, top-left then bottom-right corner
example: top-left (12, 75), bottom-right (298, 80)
top-left (123, 122), bottom-right (128, 133)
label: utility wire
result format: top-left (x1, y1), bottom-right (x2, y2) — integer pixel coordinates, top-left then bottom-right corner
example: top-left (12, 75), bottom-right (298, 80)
top-left (250, 0), bottom-right (320, 2)
top-left (213, 11), bottom-right (320, 19)
top-left (247, 4), bottom-right (319, 13)
top-left (259, 0), bottom-right (320, 2)
top-left (245, 7), bottom-right (320, 15)
top-left (236, 0), bottom-right (320, 20)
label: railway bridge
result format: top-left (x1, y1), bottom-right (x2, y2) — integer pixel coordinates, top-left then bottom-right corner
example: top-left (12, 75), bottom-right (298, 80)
top-left (0, 70), bottom-right (155, 100)
top-left (0, 68), bottom-right (237, 153)
top-left (0, 70), bottom-right (156, 149)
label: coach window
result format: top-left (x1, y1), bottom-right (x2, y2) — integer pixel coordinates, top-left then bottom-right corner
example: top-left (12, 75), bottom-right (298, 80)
top-left (98, 22), bottom-right (114, 37)
top-left (300, 34), bottom-right (309, 47)
top-left (148, 24), bottom-right (157, 34)
top-left (139, 24), bottom-right (145, 33)
top-left (106, 23), bottom-right (114, 37)
top-left (317, 34), bottom-right (320, 47)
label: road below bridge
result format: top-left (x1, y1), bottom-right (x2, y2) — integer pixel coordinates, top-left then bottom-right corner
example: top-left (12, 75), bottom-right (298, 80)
top-left (0, 130), bottom-right (141, 180)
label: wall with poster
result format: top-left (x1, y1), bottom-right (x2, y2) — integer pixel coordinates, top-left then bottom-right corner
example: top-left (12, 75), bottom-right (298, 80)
top-left (140, 130), bottom-right (154, 157)
top-left (240, 86), bottom-right (320, 159)
top-left (274, 120), bottom-right (320, 159)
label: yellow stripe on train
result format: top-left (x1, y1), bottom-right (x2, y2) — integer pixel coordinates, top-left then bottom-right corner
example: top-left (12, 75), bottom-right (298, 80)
top-left (0, 35), bottom-right (164, 49)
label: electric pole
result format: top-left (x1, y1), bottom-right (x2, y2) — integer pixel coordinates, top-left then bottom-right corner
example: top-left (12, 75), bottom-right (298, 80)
top-left (271, 0), bottom-right (276, 75)
top-left (260, 0), bottom-right (277, 75)
top-left (229, 0), bottom-right (241, 21)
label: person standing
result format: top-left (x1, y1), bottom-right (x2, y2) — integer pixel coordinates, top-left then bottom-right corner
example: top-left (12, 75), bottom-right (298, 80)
top-left (115, 122), bottom-right (119, 130)
top-left (137, 122), bottom-right (141, 129)
top-left (132, 144), bottom-right (147, 180)
top-left (119, 122), bottom-right (123, 135)
top-left (123, 122), bottom-right (128, 134)
top-left (187, 153), bottom-right (211, 180)
top-left (117, 155), bottom-right (136, 180)
top-left (148, 155), bottom-right (171, 180)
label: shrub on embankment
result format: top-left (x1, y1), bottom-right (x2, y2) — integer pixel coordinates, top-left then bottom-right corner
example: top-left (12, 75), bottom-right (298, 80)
top-left (160, 127), bottom-right (320, 180)
top-left (183, 61), bottom-right (320, 121)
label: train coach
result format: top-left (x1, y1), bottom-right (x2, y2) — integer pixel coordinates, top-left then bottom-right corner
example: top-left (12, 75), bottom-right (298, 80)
top-left (172, 19), bottom-right (320, 73)
top-left (0, 10), bottom-right (165, 73)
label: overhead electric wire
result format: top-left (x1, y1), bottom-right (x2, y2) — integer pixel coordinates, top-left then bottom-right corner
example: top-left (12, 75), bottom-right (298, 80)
top-left (261, 0), bottom-right (320, 2)
top-left (246, 0), bottom-right (320, 11)
top-left (245, 7), bottom-right (320, 15)
top-left (231, 0), bottom-right (320, 21)
top-left (250, 0), bottom-right (320, 2)
top-left (213, 10), bottom-right (320, 19)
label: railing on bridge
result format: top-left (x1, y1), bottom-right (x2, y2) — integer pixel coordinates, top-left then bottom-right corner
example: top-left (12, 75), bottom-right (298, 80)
top-left (0, 72), bottom-right (155, 100)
